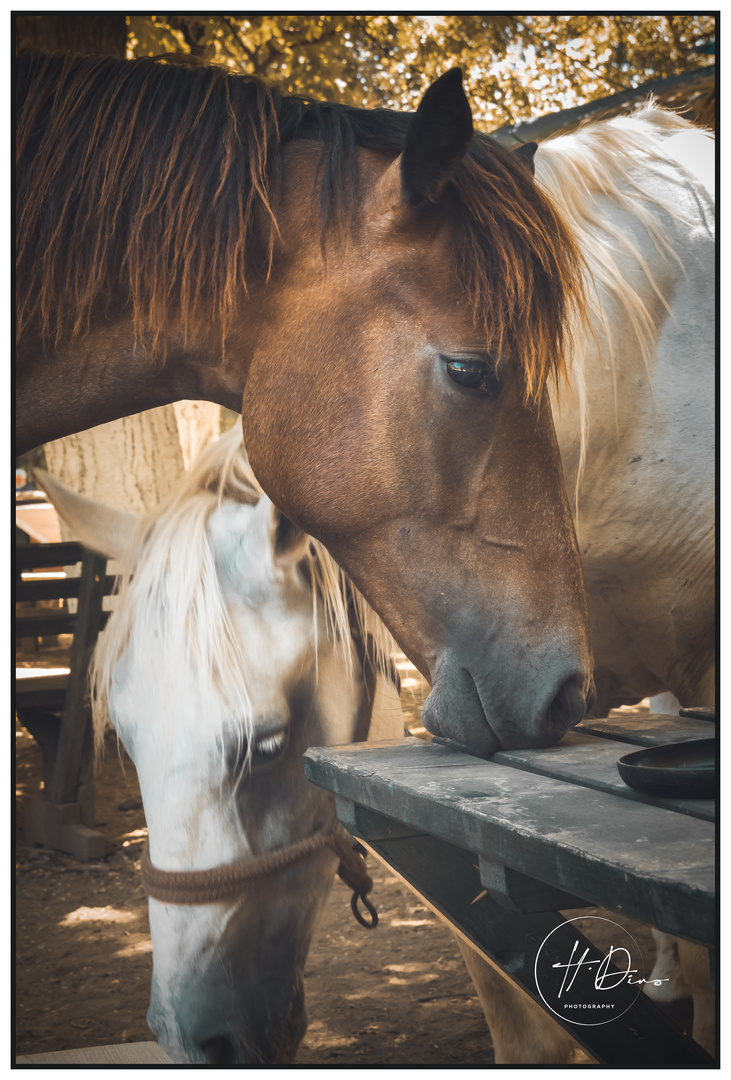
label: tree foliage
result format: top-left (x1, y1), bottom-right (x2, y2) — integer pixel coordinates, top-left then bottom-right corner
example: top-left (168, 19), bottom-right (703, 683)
top-left (129, 14), bottom-right (715, 127)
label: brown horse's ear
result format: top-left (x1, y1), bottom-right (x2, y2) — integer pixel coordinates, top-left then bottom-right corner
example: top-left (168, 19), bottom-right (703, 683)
top-left (513, 141), bottom-right (538, 175)
top-left (400, 68), bottom-right (474, 208)
top-left (367, 70), bottom-right (473, 230)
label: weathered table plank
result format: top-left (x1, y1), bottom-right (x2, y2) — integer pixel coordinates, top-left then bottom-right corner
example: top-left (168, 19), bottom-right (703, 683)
top-left (576, 713), bottom-right (714, 746)
top-left (303, 738), bottom-right (714, 944)
top-left (492, 731), bottom-right (715, 822)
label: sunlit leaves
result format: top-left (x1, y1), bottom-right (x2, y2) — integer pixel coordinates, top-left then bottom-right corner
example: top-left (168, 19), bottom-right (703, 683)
top-left (128, 14), bottom-right (715, 128)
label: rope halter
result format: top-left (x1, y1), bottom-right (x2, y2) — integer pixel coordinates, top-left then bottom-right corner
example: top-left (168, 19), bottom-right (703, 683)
top-left (140, 819), bottom-right (378, 928)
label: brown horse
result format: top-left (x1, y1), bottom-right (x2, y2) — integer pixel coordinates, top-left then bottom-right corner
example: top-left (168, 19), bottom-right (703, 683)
top-left (16, 52), bottom-right (592, 754)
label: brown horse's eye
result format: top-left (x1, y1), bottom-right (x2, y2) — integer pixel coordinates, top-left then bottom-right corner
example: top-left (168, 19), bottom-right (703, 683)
top-left (445, 358), bottom-right (502, 399)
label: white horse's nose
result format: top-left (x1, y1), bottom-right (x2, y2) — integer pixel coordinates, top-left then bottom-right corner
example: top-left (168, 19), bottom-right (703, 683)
top-left (147, 1002), bottom-right (246, 1065)
top-left (147, 967), bottom-right (308, 1065)
top-left (200, 1036), bottom-right (239, 1064)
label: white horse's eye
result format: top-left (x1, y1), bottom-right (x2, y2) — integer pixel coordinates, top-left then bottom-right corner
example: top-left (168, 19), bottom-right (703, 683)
top-left (253, 731), bottom-right (287, 759)
top-left (229, 727), bottom-right (290, 779)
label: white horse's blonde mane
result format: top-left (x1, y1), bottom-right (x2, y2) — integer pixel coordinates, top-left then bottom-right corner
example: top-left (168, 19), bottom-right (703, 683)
top-left (90, 427), bottom-right (396, 757)
top-left (535, 103), bottom-right (714, 511)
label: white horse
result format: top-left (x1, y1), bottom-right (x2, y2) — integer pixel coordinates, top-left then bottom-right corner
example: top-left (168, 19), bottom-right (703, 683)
top-left (42, 433), bottom-right (591, 1065)
top-left (38, 431), bottom-right (404, 1065)
top-left (550, 104), bottom-right (715, 1057)
top-left (459, 103), bottom-right (715, 1062)
top-left (545, 103), bottom-right (715, 716)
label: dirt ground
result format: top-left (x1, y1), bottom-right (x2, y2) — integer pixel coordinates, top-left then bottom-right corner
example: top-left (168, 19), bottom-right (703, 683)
top-left (15, 643), bottom-right (664, 1066)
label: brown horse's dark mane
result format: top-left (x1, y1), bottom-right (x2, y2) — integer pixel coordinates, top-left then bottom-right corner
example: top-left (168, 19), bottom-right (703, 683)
top-left (16, 50), bottom-right (585, 400)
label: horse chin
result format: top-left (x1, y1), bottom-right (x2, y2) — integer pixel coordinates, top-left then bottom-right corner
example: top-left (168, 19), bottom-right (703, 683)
top-left (421, 670), bottom-right (499, 758)
top-left (154, 1020), bottom-right (305, 1067)
top-left (148, 979), bottom-right (308, 1066)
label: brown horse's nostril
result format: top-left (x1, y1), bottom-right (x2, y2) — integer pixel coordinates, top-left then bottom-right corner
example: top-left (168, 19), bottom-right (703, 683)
top-left (545, 676), bottom-right (587, 736)
top-left (201, 1036), bottom-right (237, 1064)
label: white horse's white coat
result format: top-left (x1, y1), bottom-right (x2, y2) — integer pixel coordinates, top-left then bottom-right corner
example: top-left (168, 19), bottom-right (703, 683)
top-left (540, 106), bottom-right (715, 716)
top-left (460, 106), bottom-right (715, 1063)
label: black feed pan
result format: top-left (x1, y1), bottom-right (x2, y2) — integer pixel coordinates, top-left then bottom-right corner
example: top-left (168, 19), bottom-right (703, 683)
top-left (617, 739), bottom-right (716, 799)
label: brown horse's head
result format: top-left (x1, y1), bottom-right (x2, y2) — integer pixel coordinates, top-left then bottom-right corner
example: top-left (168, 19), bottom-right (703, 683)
top-left (240, 71), bottom-right (593, 753)
top-left (16, 57), bottom-right (592, 753)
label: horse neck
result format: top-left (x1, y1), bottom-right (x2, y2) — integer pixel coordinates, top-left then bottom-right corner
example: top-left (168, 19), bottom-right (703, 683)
top-left (538, 112), bottom-right (713, 373)
top-left (14, 146), bottom-right (329, 456)
top-left (539, 115), bottom-right (714, 509)
top-left (15, 317), bottom-right (249, 455)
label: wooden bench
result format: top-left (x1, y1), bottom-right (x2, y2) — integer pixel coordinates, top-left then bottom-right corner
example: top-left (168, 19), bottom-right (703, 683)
top-left (16, 541), bottom-right (117, 860)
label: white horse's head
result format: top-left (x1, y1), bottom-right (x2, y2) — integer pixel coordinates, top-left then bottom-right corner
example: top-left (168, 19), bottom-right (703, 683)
top-left (39, 430), bottom-right (399, 1064)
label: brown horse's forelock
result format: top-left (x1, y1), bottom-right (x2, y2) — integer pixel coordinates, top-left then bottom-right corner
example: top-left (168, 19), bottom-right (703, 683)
top-left (451, 146), bottom-right (585, 402)
top-left (16, 51), bottom-right (585, 400)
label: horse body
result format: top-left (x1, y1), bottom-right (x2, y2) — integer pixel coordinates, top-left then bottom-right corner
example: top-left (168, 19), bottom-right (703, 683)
top-left (459, 108), bottom-right (716, 1063)
top-left (40, 431), bottom-right (405, 1064)
top-left (539, 107), bottom-right (715, 714)
top-left (16, 52), bottom-right (592, 756)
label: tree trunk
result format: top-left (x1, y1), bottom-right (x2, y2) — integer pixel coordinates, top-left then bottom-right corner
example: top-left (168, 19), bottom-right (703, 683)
top-left (43, 404), bottom-right (221, 620)
top-left (43, 403), bottom-right (222, 522)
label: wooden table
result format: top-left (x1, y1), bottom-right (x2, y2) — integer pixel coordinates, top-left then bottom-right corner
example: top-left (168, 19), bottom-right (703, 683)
top-left (303, 712), bottom-right (715, 1066)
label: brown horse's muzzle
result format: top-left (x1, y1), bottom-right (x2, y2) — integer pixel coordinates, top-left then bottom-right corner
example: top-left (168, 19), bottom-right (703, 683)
top-left (421, 646), bottom-right (591, 756)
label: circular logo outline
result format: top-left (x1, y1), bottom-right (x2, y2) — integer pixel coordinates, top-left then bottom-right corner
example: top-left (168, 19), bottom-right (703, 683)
top-left (534, 915), bottom-right (645, 1027)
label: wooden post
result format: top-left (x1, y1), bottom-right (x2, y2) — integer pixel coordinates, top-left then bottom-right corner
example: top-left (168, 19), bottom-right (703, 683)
top-left (49, 550), bottom-right (106, 807)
